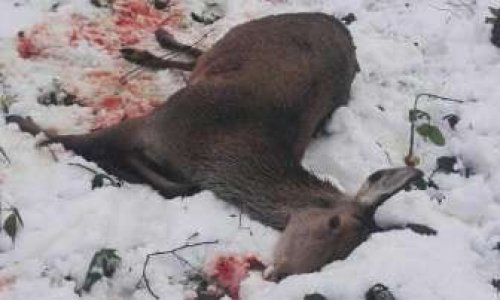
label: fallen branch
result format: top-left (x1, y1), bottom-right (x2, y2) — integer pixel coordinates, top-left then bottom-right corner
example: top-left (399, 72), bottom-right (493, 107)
top-left (140, 240), bottom-right (219, 299)
top-left (0, 146), bottom-right (10, 165)
top-left (68, 163), bottom-right (123, 188)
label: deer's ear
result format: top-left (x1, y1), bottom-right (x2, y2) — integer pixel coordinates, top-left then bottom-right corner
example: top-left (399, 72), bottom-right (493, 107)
top-left (355, 167), bottom-right (423, 217)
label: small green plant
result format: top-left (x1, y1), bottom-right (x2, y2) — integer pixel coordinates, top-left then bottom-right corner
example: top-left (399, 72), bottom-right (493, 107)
top-left (78, 248), bottom-right (122, 294)
top-left (405, 93), bottom-right (466, 167)
top-left (0, 203), bottom-right (24, 243)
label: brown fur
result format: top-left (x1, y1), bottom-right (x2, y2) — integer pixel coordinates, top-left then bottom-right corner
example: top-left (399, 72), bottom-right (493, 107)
top-left (7, 13), bottom-right (429, 280)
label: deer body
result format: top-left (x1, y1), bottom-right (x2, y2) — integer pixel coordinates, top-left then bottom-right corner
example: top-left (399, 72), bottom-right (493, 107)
top-left (7, 13), bottom-right (427, 280)
top-left (144, 13), bottom-right (359, 227)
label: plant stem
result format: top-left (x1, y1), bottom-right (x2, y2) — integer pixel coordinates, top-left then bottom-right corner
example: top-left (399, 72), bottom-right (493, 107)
top-left (408, 93), bottom-right (468, 158)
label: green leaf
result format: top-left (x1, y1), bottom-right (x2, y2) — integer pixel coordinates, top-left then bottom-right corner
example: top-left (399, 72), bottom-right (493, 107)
top-left (4, 213), bottom-right (18, 242)
top-left (82, 272), bottom-right (102, 292)
top-left (427, 126), bottom-right (445, 146)
top-left (416, 124), bottom-right (445, 146)
top-left (81, 249), bottom-right (121, 293)
top-left (409, 109), bottom-right (431, 122)
top-left (12, 207), bottom-right (24, 227)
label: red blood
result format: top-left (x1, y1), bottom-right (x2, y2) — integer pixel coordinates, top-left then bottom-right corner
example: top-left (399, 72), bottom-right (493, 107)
top-left (99, 95), bottom-right (122, 110)
top-left (92, 109), bottom-right (125, 129)
top-left (126, 1), bottom-right (151, 15)
top-left (124, 101), bottom-right (155, 119)
top-left (16, 33), bottom-right (41, 59)
top-left (115, 16), bottom-right (135, 27)
top-left (69, 29), bottom-right (79, 45)
top-left (119, 32), bottom-right (140, 45)
top-left (16, 0), bottom-right (185, 130)
top-left (204, 253), bottom-right (265, 299)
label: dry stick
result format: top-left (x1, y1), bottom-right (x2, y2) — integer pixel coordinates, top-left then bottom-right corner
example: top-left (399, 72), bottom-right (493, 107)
top-left (68, 162), bottom-right (122, 187)
top-left (119, 29), bottom-right (214, 84)
top-left (376, 142), bottom-right (393, 165)
top-left (428, 3), bottom-right (463, 18)
top-left (140, 240), bottom-right (219, 300)
top-left (407, 93), bottom-right (469, 159)
top-left (238, 208), bottom-right (253, 236)
top-left (0, 146), bottom-right (10, 165)
top-left (446, 0), bottom-right (475, 15)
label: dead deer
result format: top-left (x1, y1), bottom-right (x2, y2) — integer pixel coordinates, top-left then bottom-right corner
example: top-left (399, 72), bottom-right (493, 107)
top-left (6, 13), bottom-right (434, 281)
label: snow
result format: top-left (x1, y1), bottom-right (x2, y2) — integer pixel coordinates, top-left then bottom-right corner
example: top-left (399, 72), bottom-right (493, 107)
top-left (1, 0), bottom-right (500, 299)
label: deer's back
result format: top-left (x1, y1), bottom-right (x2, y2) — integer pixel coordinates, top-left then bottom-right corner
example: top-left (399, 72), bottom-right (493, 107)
top-left (141, 13), bottom-right (358, 182)
top-left (191, 13), bottom-right (357, 108)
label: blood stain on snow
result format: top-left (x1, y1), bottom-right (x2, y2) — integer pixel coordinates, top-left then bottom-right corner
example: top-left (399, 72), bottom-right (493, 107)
top-left (204, 253), bottom-right (266, 299)
top-left (15, 0), bottom-right (185, 129)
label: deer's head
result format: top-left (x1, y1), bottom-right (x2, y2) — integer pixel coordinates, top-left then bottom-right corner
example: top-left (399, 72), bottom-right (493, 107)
top-left (267, 167), bottom-right (422, 281)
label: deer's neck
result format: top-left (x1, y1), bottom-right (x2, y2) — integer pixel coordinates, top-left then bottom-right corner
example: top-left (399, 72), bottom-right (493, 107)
top-left (205, 156), bottom-right (344, 230)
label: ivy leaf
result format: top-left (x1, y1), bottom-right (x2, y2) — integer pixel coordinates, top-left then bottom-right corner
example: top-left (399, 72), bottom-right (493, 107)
top-left (416, 124), bottom-right (445, 146)
top-left (4, 213), bottom-right (18, 243)
top-left (409, 109), bottom-right (431, 122)
top-left (81, 249), bottom-right (121, 293)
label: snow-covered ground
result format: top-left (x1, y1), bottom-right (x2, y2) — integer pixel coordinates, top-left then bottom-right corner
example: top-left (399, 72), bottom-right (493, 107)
top-left (1, 0), bottom-right (500, 299)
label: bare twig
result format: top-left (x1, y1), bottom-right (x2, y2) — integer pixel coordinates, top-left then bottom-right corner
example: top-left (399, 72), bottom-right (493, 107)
top-left (376, 142), bottom-right (393, 165)
top-left (0, 146), bottom-right (10, 165)
top-left (68, 162), bottom-right (99, 174)
top-left (68, 163), bottom-right (122, 187)
top-left (140, 240), bottom-right (219, 299)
